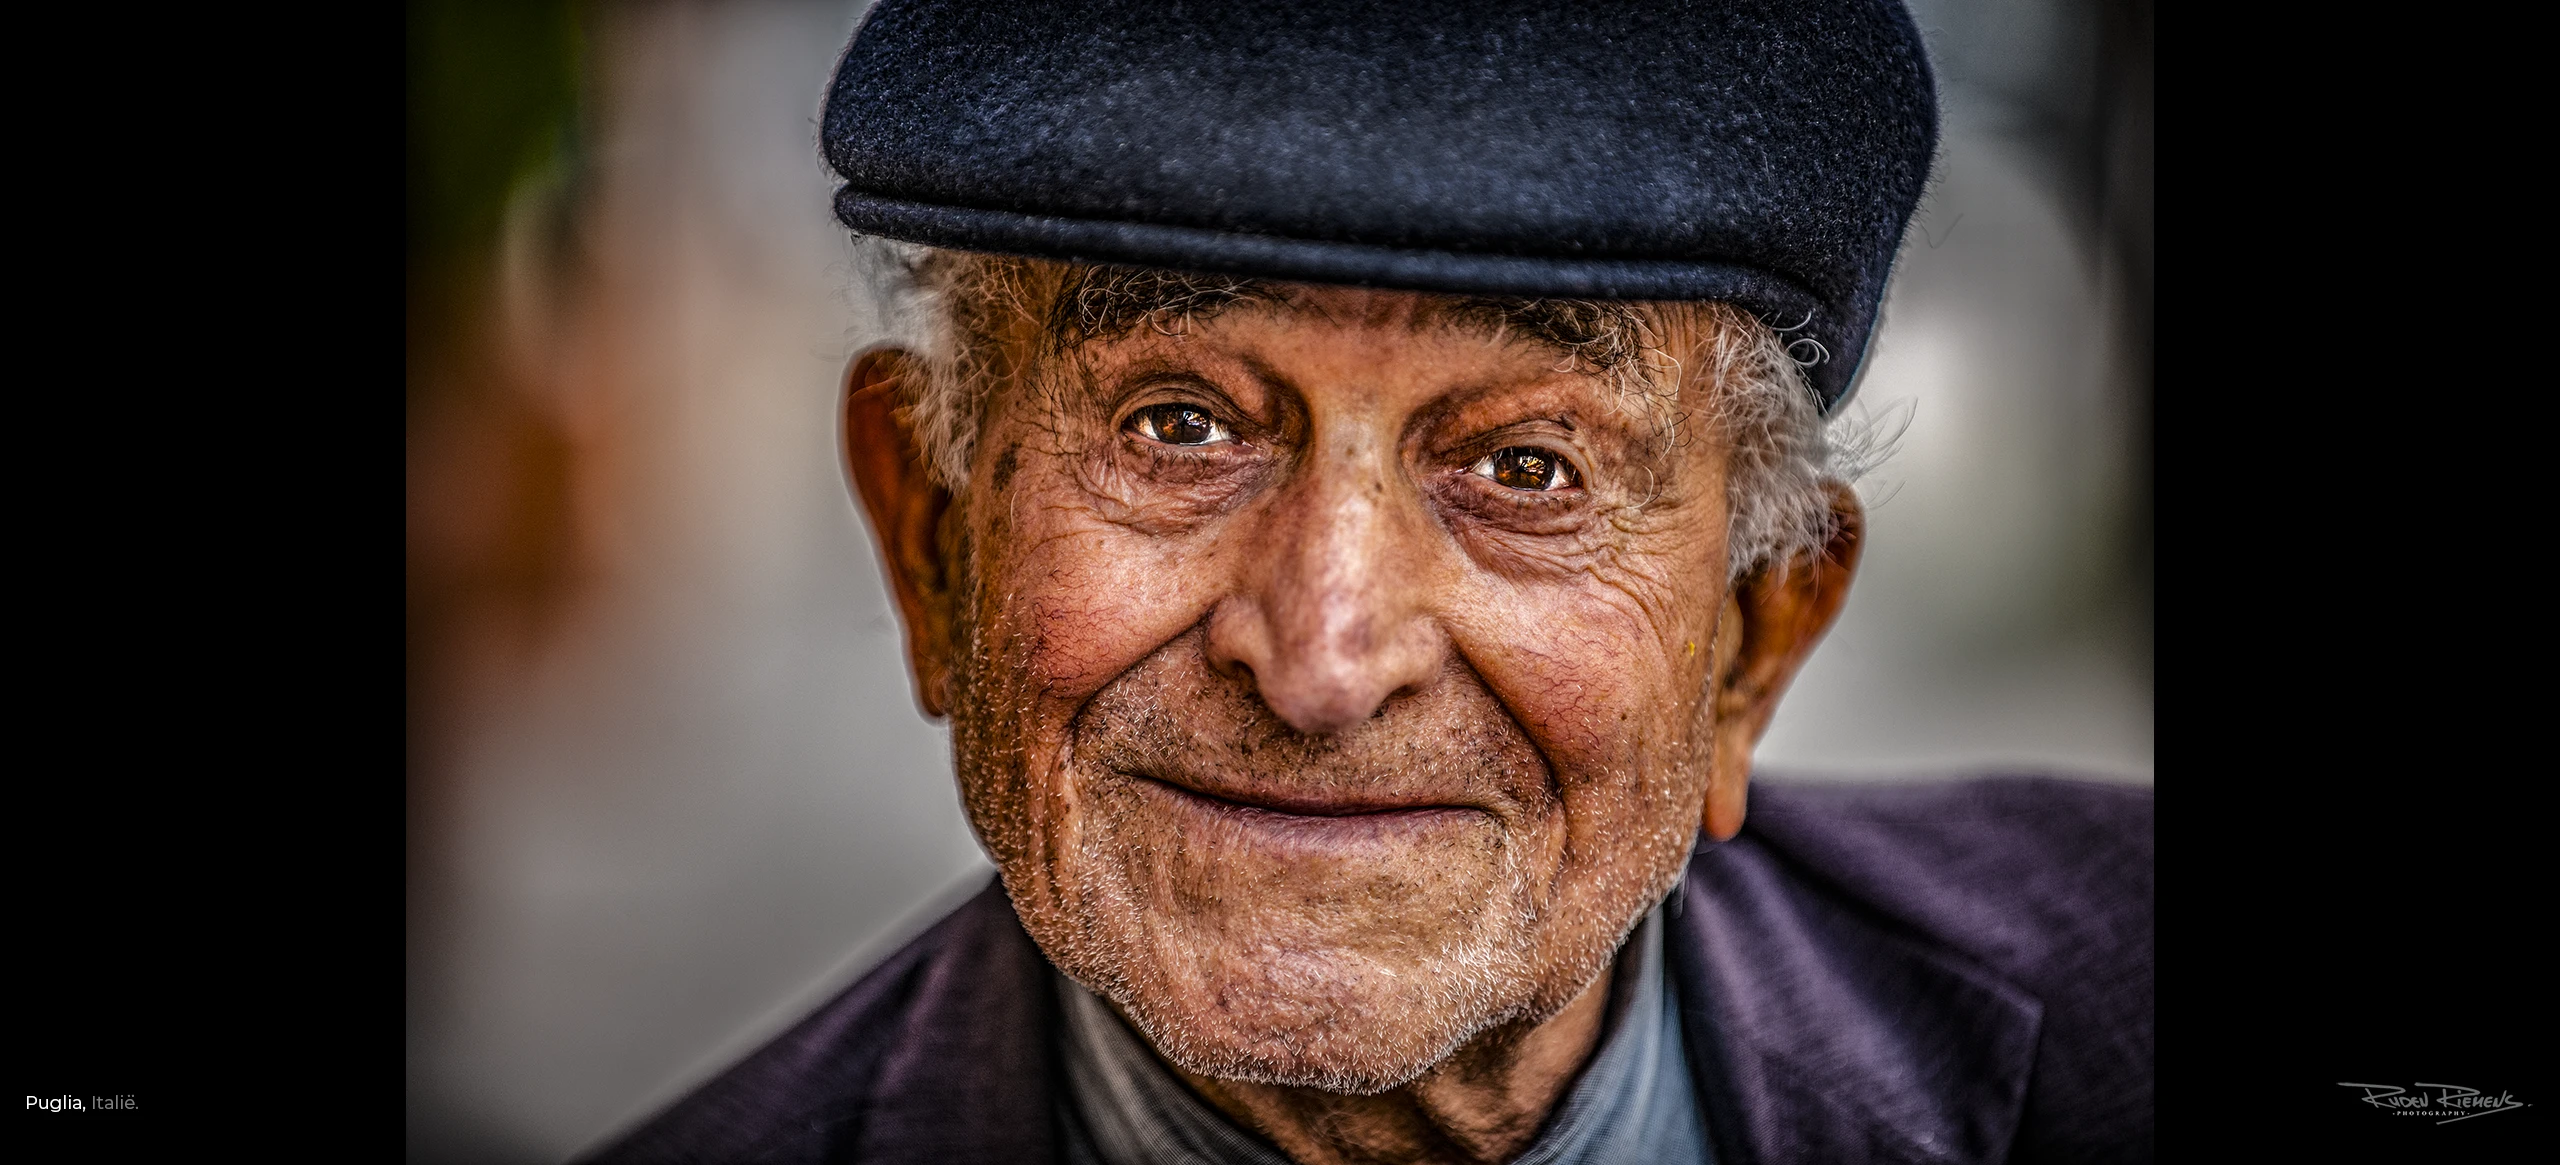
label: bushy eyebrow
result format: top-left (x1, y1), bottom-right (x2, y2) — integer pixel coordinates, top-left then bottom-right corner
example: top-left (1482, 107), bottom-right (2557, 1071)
top-left (1046, 266), bottom-right (1660, 380)
top-left (1427, 298), bottom-right (1658, 380)
top-left (1048, 267), bottom-right (1281, 349)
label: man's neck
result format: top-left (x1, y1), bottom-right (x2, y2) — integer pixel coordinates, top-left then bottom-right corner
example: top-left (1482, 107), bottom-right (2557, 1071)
top-left (1164, 966), bottom-right (1617, 1165)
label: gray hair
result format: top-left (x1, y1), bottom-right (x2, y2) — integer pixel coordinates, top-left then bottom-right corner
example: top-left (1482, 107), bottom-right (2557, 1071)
top-left (848, 237), bottom-right (1870, 579)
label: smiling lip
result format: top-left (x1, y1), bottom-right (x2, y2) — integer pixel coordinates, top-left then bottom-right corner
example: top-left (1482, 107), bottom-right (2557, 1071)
top-left (1136, 773), bottom-right (1474, 820)
top-left (1129, 773), bottom-right (1494, 859)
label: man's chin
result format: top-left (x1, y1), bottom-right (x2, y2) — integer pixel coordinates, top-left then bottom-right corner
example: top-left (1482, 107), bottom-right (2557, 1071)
top-left (1032, 875), bottom-right (1544, 1093)
top-left (1098, 947), bottom-right (1527, 1095)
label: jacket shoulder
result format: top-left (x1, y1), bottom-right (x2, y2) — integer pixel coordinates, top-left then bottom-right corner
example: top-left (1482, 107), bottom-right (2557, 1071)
top-left (1741, 775), bottom-right (2152, 977)
top-left (1741, 775), bottom-right (2153, 1163)
top-left (579, 877), bottom-right (1060, 1165)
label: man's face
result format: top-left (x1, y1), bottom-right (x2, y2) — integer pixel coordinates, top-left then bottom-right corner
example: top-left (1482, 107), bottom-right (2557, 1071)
top-left (851, 284), bottom-right (1849, 1093)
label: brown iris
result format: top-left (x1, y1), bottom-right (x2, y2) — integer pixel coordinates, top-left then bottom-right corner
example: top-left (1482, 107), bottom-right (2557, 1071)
top-left (1479, 446), bottom-right (1577, 491)
top-left (1133, 403), bottom-right (1230, 445)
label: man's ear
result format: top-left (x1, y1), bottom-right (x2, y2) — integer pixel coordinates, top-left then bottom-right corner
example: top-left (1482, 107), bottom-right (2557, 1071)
top-left (842, 349), bottom-right (959, 719)
top-left (1702, 482), bottom-right (1864, 841)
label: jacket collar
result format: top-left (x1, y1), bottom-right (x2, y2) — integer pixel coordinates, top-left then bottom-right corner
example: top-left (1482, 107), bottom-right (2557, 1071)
top-left (840, 880), bottom-right (1063, 1164)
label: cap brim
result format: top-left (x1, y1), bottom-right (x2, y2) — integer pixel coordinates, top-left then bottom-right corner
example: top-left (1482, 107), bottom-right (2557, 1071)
top-left (838, 190), bottom-right (1826, 326)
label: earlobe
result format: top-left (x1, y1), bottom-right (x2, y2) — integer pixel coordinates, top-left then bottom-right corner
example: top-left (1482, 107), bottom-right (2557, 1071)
top-left (841, 349), bottom-right (960, 720)
top-left (1701, 484), bottom-right (1866, 841)
top-left (1702, 596), bottom-right (1752, 841)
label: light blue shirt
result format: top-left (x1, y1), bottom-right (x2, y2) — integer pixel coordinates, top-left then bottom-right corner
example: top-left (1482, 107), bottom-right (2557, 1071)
top-left (1056, 905), bottom-right (1712, 1165)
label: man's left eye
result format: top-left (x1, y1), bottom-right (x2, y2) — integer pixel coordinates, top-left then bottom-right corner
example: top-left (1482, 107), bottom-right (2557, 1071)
top-left (1470, 446), bottom-right (1580, 492)
top-left (1130, 403), bottom-right (1234, 446)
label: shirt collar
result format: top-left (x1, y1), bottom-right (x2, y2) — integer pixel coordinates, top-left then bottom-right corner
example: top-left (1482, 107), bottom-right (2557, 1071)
top-left (1055, 905), bottom-right (1711, 1165)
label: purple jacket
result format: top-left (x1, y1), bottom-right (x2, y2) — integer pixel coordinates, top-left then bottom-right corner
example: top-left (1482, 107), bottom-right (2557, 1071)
top-left (588, 776), bottom-right (2153, 1164)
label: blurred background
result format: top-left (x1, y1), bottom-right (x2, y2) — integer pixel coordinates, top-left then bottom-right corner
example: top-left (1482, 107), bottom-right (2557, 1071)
top-left (406, 2), bottom-right (2151, 1161)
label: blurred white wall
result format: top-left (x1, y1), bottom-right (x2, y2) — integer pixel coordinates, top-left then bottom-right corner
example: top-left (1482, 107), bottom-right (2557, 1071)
top-left (405, 2), bottom-right (2150, 1161)
top-left (1755, 119), bottom-right (2149, 779)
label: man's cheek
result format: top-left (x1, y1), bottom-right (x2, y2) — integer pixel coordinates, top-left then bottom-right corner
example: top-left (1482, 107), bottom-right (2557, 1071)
top-left (997, 519), bottom-right (1221, 700)
top-left (1452, 585), bottom-right (1695, 765)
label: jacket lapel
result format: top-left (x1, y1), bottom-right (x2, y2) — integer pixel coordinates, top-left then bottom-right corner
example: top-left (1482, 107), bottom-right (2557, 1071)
top-left (1666, 836), bottom-right (2043, 1165)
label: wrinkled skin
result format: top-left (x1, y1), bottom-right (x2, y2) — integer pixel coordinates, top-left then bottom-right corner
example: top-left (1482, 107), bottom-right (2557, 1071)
top-left (844, 286), bottom-right (1861, 1165)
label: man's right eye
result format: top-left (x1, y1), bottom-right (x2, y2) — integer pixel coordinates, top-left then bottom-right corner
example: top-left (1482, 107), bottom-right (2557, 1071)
top-left (1130, 404), bottom-right (1234, 446)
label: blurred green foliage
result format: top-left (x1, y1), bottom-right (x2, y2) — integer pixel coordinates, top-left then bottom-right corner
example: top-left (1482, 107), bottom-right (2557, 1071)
top-left (407, 0), bottom-right (583, 262)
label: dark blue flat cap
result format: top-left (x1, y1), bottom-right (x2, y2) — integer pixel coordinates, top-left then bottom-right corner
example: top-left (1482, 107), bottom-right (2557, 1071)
top-left (822, 0), bottom-right (1937, 413)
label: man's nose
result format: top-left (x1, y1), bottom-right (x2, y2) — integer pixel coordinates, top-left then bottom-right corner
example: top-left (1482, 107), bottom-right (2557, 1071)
top-left (1205, 441), bottom-right (1445, 737)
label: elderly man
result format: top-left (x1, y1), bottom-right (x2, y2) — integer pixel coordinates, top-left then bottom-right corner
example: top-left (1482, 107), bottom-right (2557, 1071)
top-left (594, 1), bottom-right (2151, 1163)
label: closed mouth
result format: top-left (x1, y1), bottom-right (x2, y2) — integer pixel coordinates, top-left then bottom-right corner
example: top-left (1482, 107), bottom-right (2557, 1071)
top-left (1135, 773), bottom-right (1478, 822)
